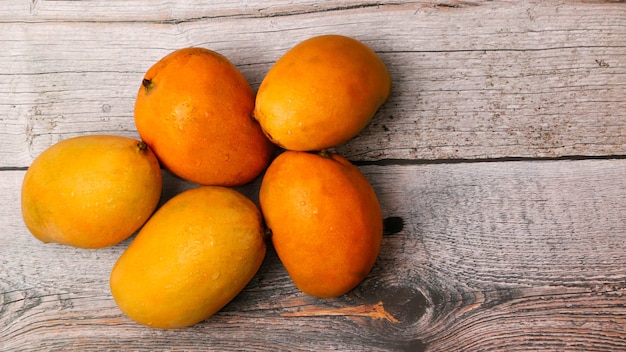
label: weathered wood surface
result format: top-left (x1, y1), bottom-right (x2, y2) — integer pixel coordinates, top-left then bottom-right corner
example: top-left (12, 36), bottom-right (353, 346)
top-left (3, 160), bottom-right (626, 351)
top-left (1, 0), bottom-right (625, 165)
top-left (1, 0), bottom-right (625, 351)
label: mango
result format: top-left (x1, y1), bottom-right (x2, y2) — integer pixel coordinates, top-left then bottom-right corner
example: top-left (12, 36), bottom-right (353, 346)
top-left (134, 47), bottom-right (274, 186)
top-left (259, 150), bottom-right (383, 298)
top-left (110, 186), bottom-right (267, 329)
top-left (21, 135), bottom-right (162, 249)
top-left (254, 34), bottom-right (392, 151)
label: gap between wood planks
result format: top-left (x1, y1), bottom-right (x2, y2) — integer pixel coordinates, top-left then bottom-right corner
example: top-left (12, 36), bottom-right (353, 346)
top-left (3, 154), bottom-right (626, 172)
top-left (351, 154), bottom-right (626, 166)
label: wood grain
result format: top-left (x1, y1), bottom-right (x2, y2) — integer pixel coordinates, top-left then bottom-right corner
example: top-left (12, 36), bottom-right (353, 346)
top-left (2, 159), bottom-right (625, 351)
top-left (2, 0), bottom-right (625, 351)
top-left (1, 1), bottom-right (625, 166)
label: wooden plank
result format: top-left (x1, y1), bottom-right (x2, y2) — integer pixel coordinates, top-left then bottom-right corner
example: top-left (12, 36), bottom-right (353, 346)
top-left (2, 1), bottom-right (625, 167)
top-left (2, 159), bottom-right (625, 351)
top-left (2, 0), bottom-right (402, 22)
top-left (2, 1), bottom-right (626, 350)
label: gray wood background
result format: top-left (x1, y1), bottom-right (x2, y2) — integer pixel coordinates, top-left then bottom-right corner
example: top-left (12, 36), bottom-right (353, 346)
top-left (1, 1), bottom-right (625, 351)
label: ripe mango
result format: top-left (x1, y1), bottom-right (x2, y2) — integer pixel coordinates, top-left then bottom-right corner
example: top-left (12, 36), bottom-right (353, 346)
top-left (259, 150), bottom-right (383, 298)
top-left (254, 34), bottom-right (392, 151)
top-left (134, 47), bottom-right (274, 186)
top-left (21, 135), bottom-right (162, 249)
top-left (110, 186), bottom-right (267, 329)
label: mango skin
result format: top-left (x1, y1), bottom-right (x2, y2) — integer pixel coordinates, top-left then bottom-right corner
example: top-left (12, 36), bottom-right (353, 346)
top-left (254, 34), bottom-right (392, 151)
top-left (259, 151), bottom-right (383, 298)
top-left (21, 135), bottom-right (162, 249)
top-left (134, 47), bottom-right (274, 186)
top-left (110, 186), bottom-right (267, 329)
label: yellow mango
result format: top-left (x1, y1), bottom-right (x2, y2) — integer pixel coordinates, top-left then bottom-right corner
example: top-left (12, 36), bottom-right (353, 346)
top-left (21, 135), bottom-right (162, 249)
top-left (110, 186), bottom-right (267, 329)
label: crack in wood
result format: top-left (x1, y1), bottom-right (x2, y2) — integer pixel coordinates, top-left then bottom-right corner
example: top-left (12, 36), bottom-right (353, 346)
top-left (14, 2), bottom-right (403, 25)
top-left (281, 301), bottom-right (400, 323)
top-left (377, 44), bottom-right (626, 54)
top-left (29, 0), bottom-right (39, 15)
top-left (435, 2), bottom-right (477, 9)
